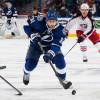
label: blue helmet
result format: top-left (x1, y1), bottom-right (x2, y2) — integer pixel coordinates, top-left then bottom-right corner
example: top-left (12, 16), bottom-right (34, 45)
top-left (46, 10), bottom-right (57, 21)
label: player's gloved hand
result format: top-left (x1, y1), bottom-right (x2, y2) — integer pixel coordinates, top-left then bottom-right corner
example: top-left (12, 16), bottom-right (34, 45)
top-left (43, 53), bottom-right (53, 63)
top-left (43, 50), bottom-right (55, 63)
top-left (77, 34), bottom-right (86, 43)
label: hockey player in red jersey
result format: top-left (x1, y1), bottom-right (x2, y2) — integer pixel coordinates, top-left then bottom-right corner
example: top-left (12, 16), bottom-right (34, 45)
top-left (65, 3), bottom-right (100, 62)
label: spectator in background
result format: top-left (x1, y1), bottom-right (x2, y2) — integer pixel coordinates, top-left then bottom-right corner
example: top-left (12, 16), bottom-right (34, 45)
top-left (95, 0), bottom-right (100, 16)
top-left (77, 0), bottom-right (85, 4)
top-left (0, 3), bottom-right (2, 12)
top-left (10, 0), bottom-right (16, 5)
top-left (38, 0), bottom-right (42, 12)
top-left (46, 0), bottom-right (70, 17)
top-left (46, 0), bottom-right (54, 10)
top-left (53, 0), bottom-right (67, 17)
top-left (87, 0), bottom-right (96, 16)
top-left (65, 0), bottom-right (78, 16)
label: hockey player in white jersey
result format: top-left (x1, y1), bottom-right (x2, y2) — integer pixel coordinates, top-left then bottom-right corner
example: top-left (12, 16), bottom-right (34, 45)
top-left (65, 3), bottom-right (100, 62)
top-left (1, 1), bottom-right (20, 38)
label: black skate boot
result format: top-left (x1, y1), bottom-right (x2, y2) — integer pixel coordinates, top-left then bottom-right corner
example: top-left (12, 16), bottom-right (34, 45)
top-left (11, 32), bottom-right (15, 36)
top-left (23, 72), bottom-right (30, 85)
top-left (83, 56), bottom-right (88, 62)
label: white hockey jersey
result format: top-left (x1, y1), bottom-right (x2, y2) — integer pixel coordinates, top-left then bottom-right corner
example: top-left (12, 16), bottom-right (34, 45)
top-left (65, 16), bottom-right (94, 36)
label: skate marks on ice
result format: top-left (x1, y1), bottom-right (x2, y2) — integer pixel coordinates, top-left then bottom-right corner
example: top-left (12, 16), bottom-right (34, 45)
top-left (0, 39), bottom-right (99, 100)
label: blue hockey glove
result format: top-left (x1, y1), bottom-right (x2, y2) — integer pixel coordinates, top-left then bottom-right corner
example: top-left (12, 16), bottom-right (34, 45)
top-left (43, 53), bottom-right (53, 63)
top-left (43, 50), bottom-right (55, 63)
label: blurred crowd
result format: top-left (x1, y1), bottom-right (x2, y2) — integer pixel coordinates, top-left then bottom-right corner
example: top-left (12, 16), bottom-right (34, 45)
top-left (45, 0), bottom-right (100, 17)
top-left (0, 0), bottom-right (100, 17)
top-left (39, 0), bottom-right (100, 17)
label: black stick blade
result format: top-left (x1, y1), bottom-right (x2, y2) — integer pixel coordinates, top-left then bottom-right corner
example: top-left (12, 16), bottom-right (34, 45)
top-left (0, 66), bottom-right (6, 70)
top-left (16, 92), bottom-right (23, 96)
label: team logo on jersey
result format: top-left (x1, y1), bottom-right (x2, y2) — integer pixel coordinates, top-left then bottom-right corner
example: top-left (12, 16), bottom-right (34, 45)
top-left (80, 24), bottom-right (87, 29)
top-left (6, 10), bottom-right (12, 15)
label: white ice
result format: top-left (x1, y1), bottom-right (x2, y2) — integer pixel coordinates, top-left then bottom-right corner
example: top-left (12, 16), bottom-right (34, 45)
top-left (0, 38), bottom-right (99, 100)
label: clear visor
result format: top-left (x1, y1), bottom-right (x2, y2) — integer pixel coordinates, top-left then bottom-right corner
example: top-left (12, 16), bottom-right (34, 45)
top-left (80, 9), bottom-right (89, 11)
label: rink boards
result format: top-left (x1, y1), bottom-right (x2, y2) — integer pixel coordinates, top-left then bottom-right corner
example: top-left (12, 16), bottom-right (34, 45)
top-left (16, 16), bottom-right (100, 37)
top-left (0, 16), bottom-right (100, 37)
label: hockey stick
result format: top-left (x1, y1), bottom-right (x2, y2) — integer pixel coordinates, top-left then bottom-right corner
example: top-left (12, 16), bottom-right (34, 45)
top-left (65, 42), bottom-right (77, 56)
top-left (38, 42), bottom-right (76, 94)
top-left (0, 75), bottom-right (23, 95)
top-left (49, 61), bottom-right (64, 84)
top-left (49, 61), bottom-right (72, 89)
top-left (0, 66), bottom-right (6, 70)
top-left (49, 61), bottom-right (59, 77)
top-left (49, 61), bottom-right (76, 95)
top-left (38, 42), bottom-right (70, 88)
top-left (38, 42), bottom-right (72, 89)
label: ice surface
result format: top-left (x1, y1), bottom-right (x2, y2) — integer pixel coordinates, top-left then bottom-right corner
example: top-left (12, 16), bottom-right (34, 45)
top-left (0, 38), bottom-right (99, 100)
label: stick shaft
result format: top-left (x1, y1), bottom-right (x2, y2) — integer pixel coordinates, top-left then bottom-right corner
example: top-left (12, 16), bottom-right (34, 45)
top-left (0, 75), bottom-right (22, 95)
top-left (65, 42), bottom-right (77, 56)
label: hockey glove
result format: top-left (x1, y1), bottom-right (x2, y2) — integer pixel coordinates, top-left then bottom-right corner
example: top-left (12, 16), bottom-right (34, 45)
top-left (43, 50), bottom-right (55, 63)
top-left (77, 34), bottom-right (86, 43)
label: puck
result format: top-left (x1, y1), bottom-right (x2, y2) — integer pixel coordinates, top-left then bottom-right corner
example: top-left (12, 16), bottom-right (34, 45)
top-left (72, 90), bottom-right (76, 95)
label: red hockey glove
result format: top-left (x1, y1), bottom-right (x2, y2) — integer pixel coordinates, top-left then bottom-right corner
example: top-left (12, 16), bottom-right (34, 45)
top-left (77, 34), bottom-right (87, 43)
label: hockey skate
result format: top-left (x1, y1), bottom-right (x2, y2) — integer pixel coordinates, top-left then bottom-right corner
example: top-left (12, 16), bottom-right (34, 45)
top-left (11, 32), bottom-right (15, 36)
top-left (83, 56), bottom-right (88, 62)
top-left (59, 80), bottom-right (72, 89)
top-left (23, 72), bottom-right (30, 85)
